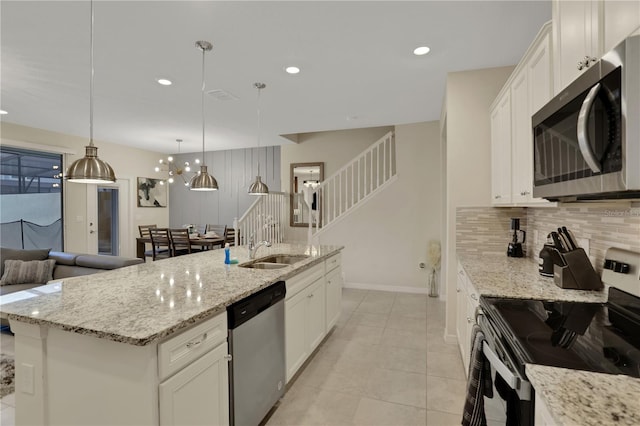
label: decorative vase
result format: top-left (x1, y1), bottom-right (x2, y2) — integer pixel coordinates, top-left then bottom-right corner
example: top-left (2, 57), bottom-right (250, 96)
top-left (428, 269), bottom-right (438, 297)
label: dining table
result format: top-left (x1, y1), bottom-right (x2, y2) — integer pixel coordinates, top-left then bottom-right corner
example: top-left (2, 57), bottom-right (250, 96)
top-left (135, 235), bottom-right (226, 259)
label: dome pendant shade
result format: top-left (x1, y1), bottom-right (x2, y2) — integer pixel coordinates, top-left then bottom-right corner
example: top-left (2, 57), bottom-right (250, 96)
top-left (66, 145), bottom-right (116, 183)
top-left (248, 175), bottom-right (269, 195)
top-left (189, 165), bottom-right (218, 191)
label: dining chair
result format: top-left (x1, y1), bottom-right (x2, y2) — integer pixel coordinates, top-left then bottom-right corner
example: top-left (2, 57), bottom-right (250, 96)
top-left (169, 228), bottom-right (192, 256)
top-left (205, 224), bottom-right (227, 239)
top-left (225, 228), bottom-right (238, 246)
top-left (149, 228), bottom-right (172, 260)
top-left (138, 224), bottom-right (158, 259)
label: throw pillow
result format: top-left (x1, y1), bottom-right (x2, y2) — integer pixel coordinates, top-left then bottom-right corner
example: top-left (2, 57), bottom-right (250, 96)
top-left (0, 259), bottom-right (56, 286)
top-left (0, 247), bottom-right (51, 277)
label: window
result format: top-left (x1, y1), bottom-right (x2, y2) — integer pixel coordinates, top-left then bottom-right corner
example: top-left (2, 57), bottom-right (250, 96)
top-left (0, 146), bottom-right (63, 250)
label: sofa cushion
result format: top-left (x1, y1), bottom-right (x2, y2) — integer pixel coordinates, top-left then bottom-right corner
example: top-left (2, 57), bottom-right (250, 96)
top-left (48, 251), bottom-right (80, 266)
top-left (75, 254), bottom-right (143, 270)
top-left (0, 247), bottom-right (51, 277)
top-left (52, 264), bottom-right (106, 280)
top-left (0, 259), bottom-right (56, 286)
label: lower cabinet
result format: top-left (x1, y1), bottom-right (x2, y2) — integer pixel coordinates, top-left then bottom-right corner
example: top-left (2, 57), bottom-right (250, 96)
top-left (159, 342), bottom-right (229, 426)
top-left (325, 259), bottom-right (343, 331)
top-left (456, 259), bottom-right (480, 375)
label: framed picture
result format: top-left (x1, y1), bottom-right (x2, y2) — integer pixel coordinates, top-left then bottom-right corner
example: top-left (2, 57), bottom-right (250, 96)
top-left (137, 177), bottom-right (167, 207)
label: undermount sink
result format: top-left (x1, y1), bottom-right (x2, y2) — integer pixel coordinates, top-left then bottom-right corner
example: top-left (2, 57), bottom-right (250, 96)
top-left (240, 262), bottom-right (288, 270)
top-left (238, 254), bottom-right (309, 270)
top-left (257, 255), bottom-right (309, 265)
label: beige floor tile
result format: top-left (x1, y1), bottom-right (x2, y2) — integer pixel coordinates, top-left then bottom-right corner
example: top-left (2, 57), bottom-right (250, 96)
top-left (392, 294), bottom-right (428, 317)
top-left (386, 313), bottom-right (427, 334)
top-left (352, 397), bottom-right (426, 426)
top-left (355, 291), bottom-right (396, 314)
top-left (266, 385), bottom-right (360, 426)
top-left (426, 409), bottom-right (462, 425)
top-left (364, 368), bottom-right (427, 409)
top-left (426, 351), bottom-right (465, 380)
top-left (316, 337), bottom-right (379, 370)
top-left (426, 332), bottom-right (460, 355)
top-left (376, 345), bottom-right (427, 374)
top-left (426, 316), bottom-right (446, 332)
top-left (425, 375), bottom-right (467, 415)
top-left (334, 323), bottom-right (384, 346)
top-left (346, 312), bottom-right (389, 328)
top-left (293, 357), bottom-right (372, 397)
top-left (342, 288), bottom-right (368, 303)
top-left (380, 327), bottom-right (427, 352)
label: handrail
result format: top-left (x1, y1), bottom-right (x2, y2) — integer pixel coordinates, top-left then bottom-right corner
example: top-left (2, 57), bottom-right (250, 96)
top-left (236, 191), bottom-right (287, 245)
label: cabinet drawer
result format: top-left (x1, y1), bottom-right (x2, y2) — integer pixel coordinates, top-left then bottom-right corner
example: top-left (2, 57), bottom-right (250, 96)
top-left (158, 312), bottom-right (227, 381)
top-left (286, 262), bottom-right (324, 300)
top-left (324, 253), bottom-right (341, 273)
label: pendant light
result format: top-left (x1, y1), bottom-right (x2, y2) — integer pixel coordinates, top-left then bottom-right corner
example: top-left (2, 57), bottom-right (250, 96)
top-left (155, 139), bottom-right (195, 186)
top-left (189, 40), bottom-right (218, 191)
top-left (66, 0), bottom-right (116, 183)
top-left (248, 82), bottom-right (269, 195)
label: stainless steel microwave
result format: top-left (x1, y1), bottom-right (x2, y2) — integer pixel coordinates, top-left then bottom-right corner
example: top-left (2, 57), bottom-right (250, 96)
top-left (532, 34), bottom-right (639, 201)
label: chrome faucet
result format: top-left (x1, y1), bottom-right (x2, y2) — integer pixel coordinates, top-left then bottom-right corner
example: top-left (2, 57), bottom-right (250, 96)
top-left (248, 235), bottom-right (271, 259)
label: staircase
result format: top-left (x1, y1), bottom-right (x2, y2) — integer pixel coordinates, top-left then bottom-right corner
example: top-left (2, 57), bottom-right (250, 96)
top-left (314, 131), bottom-right (397, 236)
top-left (235, 191), bottom-right (287, 245)
top-left (235, 131), bottom-right (397, 244)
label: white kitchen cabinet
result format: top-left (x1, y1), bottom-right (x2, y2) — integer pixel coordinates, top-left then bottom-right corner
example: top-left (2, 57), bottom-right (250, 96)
top-left (306, 278), bottom-right (327, 353)
top-left (325, 255), bottom-right (343, 331)
top-left (159, 342), bottom-right (229, 426)
top-left (491, 22), bottom-right (554, 207)
top-left (553, 0), bottom-right (640, 93)
top-left (491, 92), bottom-right (512, 206)
top-left (456, 260), bottom-right (479, 375)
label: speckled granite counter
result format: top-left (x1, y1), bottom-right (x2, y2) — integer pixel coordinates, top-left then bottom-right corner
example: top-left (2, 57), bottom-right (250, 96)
top-left (0, 243), bottom-right (342, 345)
top-left (458, 253), bottom-right (607, 303)
top-left (526, 364), bottom-right (640, 425)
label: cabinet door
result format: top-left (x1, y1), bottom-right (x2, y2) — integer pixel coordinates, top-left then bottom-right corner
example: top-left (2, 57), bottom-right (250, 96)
top-left (603, 0), bottom-right (640, 53)
top-left (325, 266), bottom-right (343, 331)
top-left (510, 69), bottom-right (530, 204)
top-left (553, 0), bottom-right (601, 92)
top-left (285, 288), bottom-right (309, 383)
top-left (159, 342), bottom-right (229, 426)
top-left (490, 93), bottom-right (512, 205)
top-left (306, 278), bottom-right (326, 354)
top-left (456, 264), bottom-right (469, 373)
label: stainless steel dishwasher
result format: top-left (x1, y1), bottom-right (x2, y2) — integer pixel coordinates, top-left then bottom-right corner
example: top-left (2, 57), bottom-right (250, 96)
top-left (227, 281), bottom-right (286, 426)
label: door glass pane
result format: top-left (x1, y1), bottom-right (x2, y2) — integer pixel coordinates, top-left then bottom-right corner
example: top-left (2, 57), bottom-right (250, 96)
top-left (98, 187), bottom-right (119, 255)
top-left (0, 147), bottom-right (63, 250)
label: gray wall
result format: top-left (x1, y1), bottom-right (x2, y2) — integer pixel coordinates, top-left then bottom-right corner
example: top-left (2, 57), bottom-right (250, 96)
top-left (169, 146), bottom-right (281, 229)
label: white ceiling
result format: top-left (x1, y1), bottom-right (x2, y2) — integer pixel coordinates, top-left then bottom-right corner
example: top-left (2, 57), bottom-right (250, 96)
top-left (1, 1), bottom-right (551, 155)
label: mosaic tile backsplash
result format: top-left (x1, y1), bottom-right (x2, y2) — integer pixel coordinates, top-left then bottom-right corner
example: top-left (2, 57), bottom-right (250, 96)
top-left (457, 204), bottom-right (640, 273)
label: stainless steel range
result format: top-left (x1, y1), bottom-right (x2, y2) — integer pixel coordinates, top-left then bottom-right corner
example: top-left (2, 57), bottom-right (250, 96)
top-left (477, 247), bottom-right (640, 425)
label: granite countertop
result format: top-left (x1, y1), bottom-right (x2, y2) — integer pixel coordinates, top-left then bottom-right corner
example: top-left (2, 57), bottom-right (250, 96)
top-left (526, 364), bottom-right (640, 425)
top-left (0, 243), bottom-right (343, 346)
top-left (457, 253), bottom-right (607, 303)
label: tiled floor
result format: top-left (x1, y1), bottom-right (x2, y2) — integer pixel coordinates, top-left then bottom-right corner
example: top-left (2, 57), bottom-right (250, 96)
top-left (265, 289), bottom-right (468, 426)
top-left (0, 289), bottom-right (471, 426)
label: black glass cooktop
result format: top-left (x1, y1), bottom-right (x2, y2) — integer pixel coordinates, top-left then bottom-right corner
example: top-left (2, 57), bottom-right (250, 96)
top-left (482, 288), bottom-right (640, 378)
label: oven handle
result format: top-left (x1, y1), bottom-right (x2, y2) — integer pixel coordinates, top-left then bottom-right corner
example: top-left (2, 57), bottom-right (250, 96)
top-left (482, 339), bottom-right (532, 401)
top-left (577, 82), bottom-right (602, 173)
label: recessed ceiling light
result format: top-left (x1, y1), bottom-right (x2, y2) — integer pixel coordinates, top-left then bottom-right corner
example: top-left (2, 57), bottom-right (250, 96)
top-left (0, 110), bottom-right (7, 115)
top-left (157, 78), bottom-right (172, 86)
top-left (413, 46), bottom-right (431, 56)
top-left (285, 66), bottom-right (300, 74)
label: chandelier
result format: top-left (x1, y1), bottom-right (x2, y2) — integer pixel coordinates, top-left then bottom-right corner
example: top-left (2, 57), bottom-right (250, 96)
top-left (155, 139), bottom-right (199, 186)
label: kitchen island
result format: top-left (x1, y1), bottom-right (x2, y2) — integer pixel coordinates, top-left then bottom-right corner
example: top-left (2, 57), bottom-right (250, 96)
top-left (458, 253), bottom-right (640, 426)
top-left (1, 243), bottom-right (343, 425)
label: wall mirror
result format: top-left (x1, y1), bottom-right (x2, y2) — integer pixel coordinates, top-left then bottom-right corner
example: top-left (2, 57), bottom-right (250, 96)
top-left (290, 162), bottom-right (324, 227)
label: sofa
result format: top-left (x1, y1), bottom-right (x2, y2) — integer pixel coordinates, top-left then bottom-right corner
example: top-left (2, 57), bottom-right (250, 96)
top-left (0, 247), bottom-right (144, 296)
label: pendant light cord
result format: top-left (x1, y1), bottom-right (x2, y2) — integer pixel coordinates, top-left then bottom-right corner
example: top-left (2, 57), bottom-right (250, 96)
top-left (256, 85), bottom-right (262, 176)
top-left (201, 44), bottom-right (206, 160)
top-left (89, 0), bottom-right (94, 147)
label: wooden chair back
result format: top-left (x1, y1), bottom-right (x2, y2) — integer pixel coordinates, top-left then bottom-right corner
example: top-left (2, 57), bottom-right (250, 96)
top-left (169, 228), bottom-right (192, 256)
top-left (139, 224), bottom-right (157, 238)
top-left (205, 224), bottom-right (227, 239)
top-left (225, 228), bottom-right (239, 246)
top-left (149, 228), bottom-right (172, 260)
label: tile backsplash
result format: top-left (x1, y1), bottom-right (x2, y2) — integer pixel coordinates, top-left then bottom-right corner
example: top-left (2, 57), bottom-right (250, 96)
top-left (457, 204), bottom-right (640, 273)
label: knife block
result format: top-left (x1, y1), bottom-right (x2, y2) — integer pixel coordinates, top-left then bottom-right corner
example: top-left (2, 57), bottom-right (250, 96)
top-left (553, 248), bottom-right (603, 290)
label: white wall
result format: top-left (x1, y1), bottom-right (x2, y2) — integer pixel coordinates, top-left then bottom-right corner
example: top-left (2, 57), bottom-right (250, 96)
top-left (442, 66), bottom-right (514, 340)
top-left (281, 123), bottom-right (441, 292)
top-left (1, 122), bottom-right (168, 257)
top-left (169, 146), bottom-right (280, 229)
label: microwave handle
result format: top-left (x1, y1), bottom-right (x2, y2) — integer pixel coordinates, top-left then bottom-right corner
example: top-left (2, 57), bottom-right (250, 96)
top-left (577, 83), bottom-right (602, 173)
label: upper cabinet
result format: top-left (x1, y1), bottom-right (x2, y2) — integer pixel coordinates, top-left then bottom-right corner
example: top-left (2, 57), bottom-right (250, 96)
top-left (491, 23), bottom-right (553, 207)
top-left (553, 0), bottom-right (640, 94)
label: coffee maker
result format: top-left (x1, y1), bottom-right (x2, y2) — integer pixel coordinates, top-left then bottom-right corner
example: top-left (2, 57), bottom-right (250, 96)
top-left (507, 218), bottom-right (526, 257)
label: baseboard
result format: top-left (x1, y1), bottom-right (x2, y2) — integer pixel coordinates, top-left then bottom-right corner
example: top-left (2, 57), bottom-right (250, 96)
top-left (343, 282), bottom-right (428, 295)
top-left (444, 332), bottom-right (458, 345)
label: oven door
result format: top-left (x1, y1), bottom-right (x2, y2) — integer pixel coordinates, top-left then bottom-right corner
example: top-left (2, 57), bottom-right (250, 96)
top-left (477, 312), bottom-right (534, 425)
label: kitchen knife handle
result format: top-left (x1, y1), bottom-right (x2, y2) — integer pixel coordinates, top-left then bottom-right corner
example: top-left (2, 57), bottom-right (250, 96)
top-left (550, 231), bottom-right (565, 253)
top-left (562, 226), bottom-right (579, 250)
